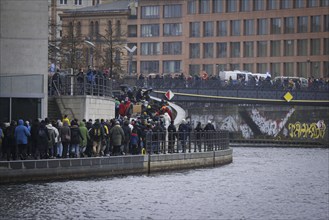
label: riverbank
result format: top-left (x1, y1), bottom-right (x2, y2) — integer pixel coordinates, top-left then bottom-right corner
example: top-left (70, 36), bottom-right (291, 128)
top-left (229, 139), bottom-right (328, 148)
top-left (0, 149), bottom-right (233, 184)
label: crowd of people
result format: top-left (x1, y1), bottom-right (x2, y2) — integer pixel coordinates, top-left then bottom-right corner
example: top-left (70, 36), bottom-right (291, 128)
top-left (0, 85), bottom-right (223, 161)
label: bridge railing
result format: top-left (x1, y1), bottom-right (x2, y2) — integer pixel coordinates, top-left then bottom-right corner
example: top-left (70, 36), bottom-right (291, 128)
top-left (49, 75), bottom-right (113, 97)
top-left (142, 130), bottom-right (229, 154)
top-left (127, 78), bottom-right (329, 92)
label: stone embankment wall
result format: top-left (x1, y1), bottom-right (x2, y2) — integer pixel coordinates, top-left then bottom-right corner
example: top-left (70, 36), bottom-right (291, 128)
top-left (0, 149), bottom-right (233, 184)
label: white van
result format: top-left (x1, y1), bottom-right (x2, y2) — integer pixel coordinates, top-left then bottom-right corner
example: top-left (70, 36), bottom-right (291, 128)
top-left (219, 70), bottom-right (254, 82)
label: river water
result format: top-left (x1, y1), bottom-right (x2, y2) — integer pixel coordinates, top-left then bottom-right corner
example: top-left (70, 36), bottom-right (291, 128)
top-left (0, 147), bottom-right (328, 220)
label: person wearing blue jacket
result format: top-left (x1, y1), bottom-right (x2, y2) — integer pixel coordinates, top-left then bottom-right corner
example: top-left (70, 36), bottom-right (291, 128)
top-left (15, 119), bottom-right (31, 160)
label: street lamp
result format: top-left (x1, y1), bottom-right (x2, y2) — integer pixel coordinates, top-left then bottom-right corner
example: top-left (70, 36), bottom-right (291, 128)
top-left (124, 45), bottom-right (137, 76)
top-left (84, 40), bottom-right (95, 67)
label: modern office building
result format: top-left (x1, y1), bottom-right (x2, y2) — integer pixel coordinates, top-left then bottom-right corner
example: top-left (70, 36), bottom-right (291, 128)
top-left (0, 0), bottom-right (49, 122)
top-left (59, 0), bottom-right (329, 79)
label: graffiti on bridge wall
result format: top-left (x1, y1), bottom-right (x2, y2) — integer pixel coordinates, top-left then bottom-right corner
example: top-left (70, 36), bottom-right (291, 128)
top-left (288, 120), bottom-right (326, 139)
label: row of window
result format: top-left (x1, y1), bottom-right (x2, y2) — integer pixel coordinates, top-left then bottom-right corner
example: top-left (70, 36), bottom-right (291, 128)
top-left (134, 38), bottom-right (329, 58)
top-left (128, 15), bottom-right (329, 38)
top-left (140, 0), bottom-right (329, 18)
top-left (138, 61), bottom-right (328, 78)
top-left (59, 0), bottom-right (99, 5)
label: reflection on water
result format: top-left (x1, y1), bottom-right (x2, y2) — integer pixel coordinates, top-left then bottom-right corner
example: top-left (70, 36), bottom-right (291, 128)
top-left (0, 147), bottom-right (328, 219)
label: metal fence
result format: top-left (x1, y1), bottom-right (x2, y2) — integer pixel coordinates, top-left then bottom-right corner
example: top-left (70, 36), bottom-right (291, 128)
top-left (49, 75), bottom-right (113, 97)
top-left (138, 130), bottom-right (229, 155)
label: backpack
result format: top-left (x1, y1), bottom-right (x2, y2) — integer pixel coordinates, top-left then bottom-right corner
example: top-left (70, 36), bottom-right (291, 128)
top-left (38, 128), bottom-right (46, 137)
top-left (94, 127), bottom-right (101, 137)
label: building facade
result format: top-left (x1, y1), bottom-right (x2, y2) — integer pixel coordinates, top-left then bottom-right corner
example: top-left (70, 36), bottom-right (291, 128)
top-left (0, 0), bottom-right (49, 122)
top-left (59, 0), bottom-right (329, 79)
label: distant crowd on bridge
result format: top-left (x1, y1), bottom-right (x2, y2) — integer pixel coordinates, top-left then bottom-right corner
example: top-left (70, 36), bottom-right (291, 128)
top-left (0, 85), bottom-right (228, 161)
top-left (48, 66), bottom-right (328, 98)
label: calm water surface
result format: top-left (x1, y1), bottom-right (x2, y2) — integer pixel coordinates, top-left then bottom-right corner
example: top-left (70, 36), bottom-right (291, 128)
top-left (0, 147), bottom-right (328, 220)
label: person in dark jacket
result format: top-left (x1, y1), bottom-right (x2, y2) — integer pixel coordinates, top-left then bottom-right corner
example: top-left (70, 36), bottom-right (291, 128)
top-left (122, 120), bottom-right (131, 154)
top-left (194, 122), bottom-right (203, 152)
top-left (4, 121), bottom-right (17, 160)
top-left (70, 120), bottom-right (83, 158)
top-left (204, 120), bottom-right (216, 151)
top-left (178, 119), bottom-right (189, 153)
top-left (167, 120), bottom-right (177, 153)
top-left (60, 121), bottom-right (71, 158)
top-left (36, 120), bottom-right (50, 159)
top-left (109, 121), bottom-right (125, 156)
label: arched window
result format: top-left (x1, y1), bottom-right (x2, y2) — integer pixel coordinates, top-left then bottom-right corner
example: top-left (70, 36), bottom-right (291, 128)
top-left (116, 20), bottom-right (121, 36)
top-left (90, 21), bottom-right (94, 38)
top-left (69, 22), bottom-right (73, 37)
top-left (95, 21), bottom-right (99, 39)
top-left (108, 20), bottom-right (112, 35)
top-left (76, 22), bottom-right (81, 37)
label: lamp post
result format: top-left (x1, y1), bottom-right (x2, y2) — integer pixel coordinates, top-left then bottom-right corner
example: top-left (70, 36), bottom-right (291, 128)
top-left (84, 40), bottom-right (95, 67)
top-left (124, 45), bottom-right (137, 76)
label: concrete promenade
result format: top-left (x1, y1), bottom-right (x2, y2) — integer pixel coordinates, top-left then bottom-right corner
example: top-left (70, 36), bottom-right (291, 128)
top-left (0, 149), bottom-right (233, 184)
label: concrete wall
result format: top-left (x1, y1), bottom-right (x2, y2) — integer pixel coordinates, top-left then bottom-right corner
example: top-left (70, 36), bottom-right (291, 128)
top-left (0, 0), bottom-right (48, 118)
top-left (56, 96), bottom-right (115, 120)
top-left (0, 149), bottom-right (233, 184)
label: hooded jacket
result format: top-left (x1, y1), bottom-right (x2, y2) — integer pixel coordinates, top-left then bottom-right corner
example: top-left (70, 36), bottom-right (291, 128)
top-left (79, 121), bottom-right (89, 147)
top-left (14, 119), bottom-right (31, 145)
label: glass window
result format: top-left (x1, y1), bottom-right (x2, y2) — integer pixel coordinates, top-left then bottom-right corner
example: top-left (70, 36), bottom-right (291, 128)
top-left (325, 15), bottom-right (329, 32)
top-left (310, 39), bottom-right (319, 55)
top-left (203, 64), bottom-right (213, 75)
top-left (284, 40), bottom-right (294, 56)
top-left (190, 43), bottom-right (200, 58)
top-left (311, 16), bottom-right (320, 32)
top-left (190, 22), bottom-right (200, 37)
top-left (297, 62), bottom-right (308, 78)
top-left (270, 63), bottom-right (280, 77)
top-left (189, 64), bottom-right (200, 76)
top-left (230, 63), bottom-right (240, 70)
top-left (241, 0), bottom-right (251, 11)
top-left (267, 0), bottom-right (278, 9)
top-left (140, 61), bottom-right (159, 74)
top-left (141, 6), bottom-right (160, 19)
top-left (231, 42), bottom-right (241, 57)
top-left (74, 0), bottom-right (82, 5)
top-left (307, 0), bottom-right (317, 7)
top-left (163, 42), bottom-right (182, 55)
top-left (89, 21), bottom-right (94, 37)
top-left (244, 41), bottom-right (254, 57)
top-left (227, 0), bottom-right (237, 12)
top-left (295, 0), bottom-right (304, 8)
top-left (284, 17), bottom-right (294, 34)
top-left (257, 63), bottom-right (267, 73)
top-left (140, 43), bottom-right (160, 55)
top-left (60, 0), bottom-right (67, 4)
top-left (200, 0), bottom-right (210, 13)
top-left (244, 19), bottom-right (254, 35)
top-left (254, 0), bottom-right (264, 10)
top-left (297, 39), bottom-right (308, 56)
top-left (163, 61), bottom-right (182, 73)
top-left (204, 21), bottom-right (214, 37)
top-left (216, 64), bottom-right (226, 72)
top-left (128, 25), bottom-right (137, 37)
top-left (271, 18), bottom-right (281, 34)
top-left (297, 16), bottom-right (308, 33)
top-left (257, 41), bottom-right (267, 57)
top-left (164, 4), bottom-right (182, 18)
top-left (271, 40), bottom-right (281, 56)
top-left (321, 0), bottom-right (329, 6)
top-left (213, 0), bottom-right (224, 12)
top-left (141, 24), bottom-right (159, 37)
top-left (324, 38), bottom-right (329, 55)
top-left (203, 43), bottom-right (214, 58)
top-left (216, 42), bottom-right (227, 58)
top-left (310, 62), bottom-right (320, 78)
top-left (243, 63), bottom-right (254, 72)
top-left (187, 0), bottom-right (197, 14)
top-left (323, 62), bottom-right (329, 77)
top-left (258, 19), bottom-right (268, 35)
top-left (217, 21), bottom-right (227, 36)
top-left (231, 20), bottom-right (241, 36)
top-left (284, 62), bottom-right (294, 76)
top-left (164, 23), bottom-right (182, 36)
top-left (281, 0), bottom-right (292, 8)
top-left (114, 50), bottom-right (121, 64)
top-left (76, 22), bottom-right (81, 37)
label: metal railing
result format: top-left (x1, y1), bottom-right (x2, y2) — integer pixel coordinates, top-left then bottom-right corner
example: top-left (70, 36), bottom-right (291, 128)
top-left (138, 130), bottom-right (229, 155)
top-left (49, 75), bottom-right (113, 97)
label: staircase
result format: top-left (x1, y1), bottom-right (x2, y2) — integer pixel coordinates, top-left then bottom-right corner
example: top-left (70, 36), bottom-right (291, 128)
top-left (48, 97), bottom-right (62, 121)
